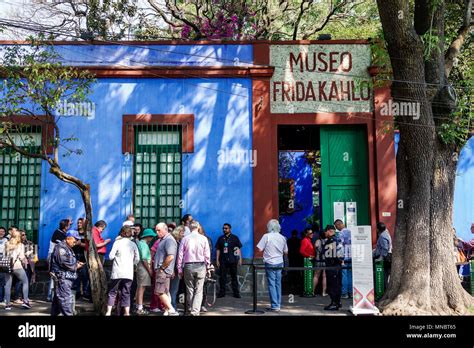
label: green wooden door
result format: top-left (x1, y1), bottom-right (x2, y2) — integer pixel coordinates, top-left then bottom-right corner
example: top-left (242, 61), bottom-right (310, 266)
top-left (320, 125), bottom-right (369, 228)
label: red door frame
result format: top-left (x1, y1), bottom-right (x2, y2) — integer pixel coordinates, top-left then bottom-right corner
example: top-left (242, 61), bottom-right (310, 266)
top-left (251, 42), bottom-right (396, 254)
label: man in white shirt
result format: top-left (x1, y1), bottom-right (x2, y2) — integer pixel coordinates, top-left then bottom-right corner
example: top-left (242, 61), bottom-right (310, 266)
top-left (256, 219), bottom-right (288, 312)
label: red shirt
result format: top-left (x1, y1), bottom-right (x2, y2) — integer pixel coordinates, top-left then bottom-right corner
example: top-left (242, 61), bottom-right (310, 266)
top-left (92, 226), bottom-right (106, 254)
top-left (300, 237), bottom-right (315, 258)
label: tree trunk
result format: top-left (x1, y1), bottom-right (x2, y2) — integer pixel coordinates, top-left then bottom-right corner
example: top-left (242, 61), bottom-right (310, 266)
top-left (376, 0), bottom-right (473, 315)
top-left (80, 185), bottom-right (108, 315)
top-left (48, 164), bottom-right (108, 314)
top-left (427, 138), bottom-right (472, 314)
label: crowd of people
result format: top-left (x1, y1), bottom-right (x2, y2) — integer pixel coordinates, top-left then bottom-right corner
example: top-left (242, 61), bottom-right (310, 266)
top-left (1, 216), bottom-right (472, 315)
top-left (282, 220), bottom-right (393, 310)
top-left (0, 226), bottom-right (35, 310)
top-left (46, 214), bottom-right (243, 316)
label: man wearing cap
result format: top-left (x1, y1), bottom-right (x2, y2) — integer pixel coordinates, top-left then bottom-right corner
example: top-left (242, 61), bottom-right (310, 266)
top-left (322, 225), bottom-right (344, 311)
top-left (50, 230), bottom-right (85, 316)
top-left (135, 228), bottom-right (156, 315)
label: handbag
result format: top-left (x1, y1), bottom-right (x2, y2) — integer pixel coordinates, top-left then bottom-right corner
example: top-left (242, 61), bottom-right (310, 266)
top-left (0, 254), bottom-right (18, 273)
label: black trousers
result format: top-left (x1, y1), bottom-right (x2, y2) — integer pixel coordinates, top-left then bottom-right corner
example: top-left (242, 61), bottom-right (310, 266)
top-left (219, 262), bottom-right (239, 295)
top-left (326, 269), bottom-right (342, 305)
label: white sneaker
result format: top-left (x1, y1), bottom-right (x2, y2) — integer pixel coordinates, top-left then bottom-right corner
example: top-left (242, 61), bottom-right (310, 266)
top-left (164, 310), bottom-right (179, 316)
top-left (150, 308), bottom-right (162, 313)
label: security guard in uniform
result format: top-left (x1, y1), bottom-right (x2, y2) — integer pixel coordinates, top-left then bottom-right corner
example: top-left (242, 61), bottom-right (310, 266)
top-left (322, 224), bottom-right (344, 310)
top-left (50, 230), bottom-right (84, 316)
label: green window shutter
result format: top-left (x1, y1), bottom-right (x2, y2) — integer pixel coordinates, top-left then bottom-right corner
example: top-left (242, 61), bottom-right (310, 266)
top-left (320, 126), bottom-right (370, 228)
top-left (0, 126), bottom-right (42, 242)
top-left (133, 125), bottom-right (182, 228)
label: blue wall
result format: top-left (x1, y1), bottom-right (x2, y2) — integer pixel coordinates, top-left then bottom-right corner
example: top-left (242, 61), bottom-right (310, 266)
top-left (395, 133), bottom-right (474, 242)
top-left (279, 152), bottom-right (314, 237)
top-left (51, 44), bottom-right (253, 67)
top-left (27, 44), bottom-right (255, 259)
top-left (453, 137), bottom-right (474, 242)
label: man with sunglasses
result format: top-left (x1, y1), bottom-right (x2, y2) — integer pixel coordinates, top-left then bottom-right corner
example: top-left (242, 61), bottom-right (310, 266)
top-left (216, 223), bottom-right (242, 298)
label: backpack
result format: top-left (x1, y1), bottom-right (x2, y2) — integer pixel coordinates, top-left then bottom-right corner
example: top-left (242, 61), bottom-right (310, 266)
top-left (0, 252), bottom-right (19, 273)
top-left (0, 255), bottom-right (13, 273)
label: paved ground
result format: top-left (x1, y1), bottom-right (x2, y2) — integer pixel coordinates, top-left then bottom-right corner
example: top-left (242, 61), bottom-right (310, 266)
top-left (0, 294), bottom-right (355, 316)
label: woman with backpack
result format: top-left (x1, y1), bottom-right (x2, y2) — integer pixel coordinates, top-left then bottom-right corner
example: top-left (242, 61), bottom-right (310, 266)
top-left (3, 228), bottom-right (31, 310)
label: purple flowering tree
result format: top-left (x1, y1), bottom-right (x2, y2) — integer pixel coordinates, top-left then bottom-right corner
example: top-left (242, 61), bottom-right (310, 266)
top-left (144, 0), bottom-right (357, 40)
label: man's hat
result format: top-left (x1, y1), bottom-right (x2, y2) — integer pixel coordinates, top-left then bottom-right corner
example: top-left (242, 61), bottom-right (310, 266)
top-left (122, 220), bottom-right (134, 227)
top-left (325, 225), bottom-right (336, 232)
top-left (66, 230), bottom-right (80, 239)
top-left (140, 228), bottom-right (156, 239)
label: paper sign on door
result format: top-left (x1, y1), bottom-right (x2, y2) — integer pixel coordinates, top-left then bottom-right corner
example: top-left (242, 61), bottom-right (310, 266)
top-left (333, 202), bottom-right (345, 225)
top-left (346, 202), bottom-right (357, 227)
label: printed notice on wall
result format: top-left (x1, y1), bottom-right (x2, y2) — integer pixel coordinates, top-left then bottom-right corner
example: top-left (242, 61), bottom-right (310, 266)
top-left (270, 44), bottom-right (373, 113)
top-left (346, 201), bottom-right (357, 227)
top-left (350, 225), bottom-right (379, 315)
top-left (333, 202), bottom-right (345, 224)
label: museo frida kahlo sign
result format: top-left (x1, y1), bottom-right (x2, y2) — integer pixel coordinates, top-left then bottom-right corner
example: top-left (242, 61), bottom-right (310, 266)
top-left (270, 44), bottom-right (373, 114)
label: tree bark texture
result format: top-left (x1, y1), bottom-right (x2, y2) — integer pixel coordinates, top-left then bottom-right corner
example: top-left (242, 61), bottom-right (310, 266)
top-left (49, 165), bottom-right (108, 314)
top-left (376, 0), bottom-right (473, 315)
top-left (81, 186), bottom-right (108, 315)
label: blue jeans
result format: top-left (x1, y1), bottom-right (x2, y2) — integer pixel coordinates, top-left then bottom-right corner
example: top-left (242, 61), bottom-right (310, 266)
top-left (5, 268), bottom-right (29, 305)
top-left (169, 274), bottom-right (180, 309)
top-left (14, 265), bottom-right (32, 300)
top-left (341, 264), bottom-right (352, 296)
top-left (265, 262), bottom-right (283, 310)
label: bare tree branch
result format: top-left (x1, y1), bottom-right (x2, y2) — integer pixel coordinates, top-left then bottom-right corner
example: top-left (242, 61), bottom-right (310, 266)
top-left (0, 136), bottom-right (47, 160)
top-left (302, 0), bottom-right (349, 39)
top-left (292, 0), bottom-right (310, 40)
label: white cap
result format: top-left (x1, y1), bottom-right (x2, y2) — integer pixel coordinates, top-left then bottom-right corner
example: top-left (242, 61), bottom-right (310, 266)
top-left (122, 220), bottom-right (134, 227)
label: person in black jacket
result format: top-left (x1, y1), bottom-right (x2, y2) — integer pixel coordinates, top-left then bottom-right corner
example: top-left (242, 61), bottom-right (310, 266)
top-left (216, 223), bottom-right (242, 298)
top-left (322, 225), bottom-right (344, 311)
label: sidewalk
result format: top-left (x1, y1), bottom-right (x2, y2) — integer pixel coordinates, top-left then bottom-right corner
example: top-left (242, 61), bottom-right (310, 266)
top-left (0, 295), bottom-right (353, 316)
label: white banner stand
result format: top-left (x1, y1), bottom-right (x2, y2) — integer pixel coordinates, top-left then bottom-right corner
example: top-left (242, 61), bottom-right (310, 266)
top-left (349, 225), bottom-right (380, 316)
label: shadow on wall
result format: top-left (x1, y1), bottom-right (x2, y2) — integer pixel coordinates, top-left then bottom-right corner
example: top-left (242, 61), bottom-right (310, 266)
top-left (38, 75), bottom-right (254, 259)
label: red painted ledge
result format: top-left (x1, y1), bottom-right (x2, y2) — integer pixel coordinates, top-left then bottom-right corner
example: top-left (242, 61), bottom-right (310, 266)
top-left (79, 65), bottom-right (274, 78)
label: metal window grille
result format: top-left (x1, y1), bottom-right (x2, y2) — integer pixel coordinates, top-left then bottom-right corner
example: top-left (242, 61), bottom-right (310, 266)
top-left (133, 124), bottom-right (182, 228)
top-left (0, 126), bottom-right (42, 242)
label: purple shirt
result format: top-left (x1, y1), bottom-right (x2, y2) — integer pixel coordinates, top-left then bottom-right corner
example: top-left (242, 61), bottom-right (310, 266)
top-left (177, 231), bottom-right (211, 273)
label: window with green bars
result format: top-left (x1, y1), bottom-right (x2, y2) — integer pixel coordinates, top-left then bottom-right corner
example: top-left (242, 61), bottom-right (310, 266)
top-left (0, 126), bottom-right (42, 243)
top-left (133, 125), bottom-right (182, 229)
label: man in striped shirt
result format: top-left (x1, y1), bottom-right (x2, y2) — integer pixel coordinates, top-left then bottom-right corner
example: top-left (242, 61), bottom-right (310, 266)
top-left (177, 220), bottom-right (211, 316)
